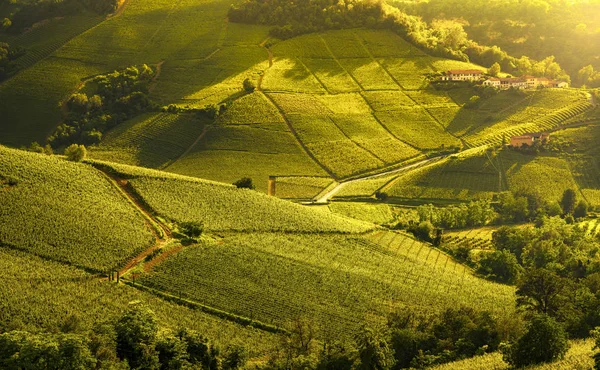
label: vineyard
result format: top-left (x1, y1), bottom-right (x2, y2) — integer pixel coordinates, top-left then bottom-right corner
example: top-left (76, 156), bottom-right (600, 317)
top-left (0, 248), bottom-right (275, 356)
top-left (98, 163), bottom-right (373, 233)
top-left (90, 113), bottom-right (208, 168)
top-left (0, 146), bottom-right (154, 271)
top-left (138, 231), bottom-right (515, 337)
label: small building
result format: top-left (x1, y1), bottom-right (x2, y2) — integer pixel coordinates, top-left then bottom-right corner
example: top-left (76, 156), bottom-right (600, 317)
top-left (483, 77), bottom-right (501, 87)
top-left (510, 132), bottom-right (550, 147)
top-left (441, 69), bottom-right (483, 82)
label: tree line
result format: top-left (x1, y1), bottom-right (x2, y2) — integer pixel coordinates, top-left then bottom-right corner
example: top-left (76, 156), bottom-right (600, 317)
top-left (390, 0), bottom-right (600, 87)
top-left (0, 42), bottom-right (24, 82)
top-left (228, 0), bottom-right (570, 82)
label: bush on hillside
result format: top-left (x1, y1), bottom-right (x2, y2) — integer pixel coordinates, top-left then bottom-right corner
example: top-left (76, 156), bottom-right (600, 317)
top-left (233, 177), bottom-right (255, 190)
top-left (477, 250), bottom-right (522, 284)
top-left (64, 144), bottom-right (86, 162)
top-left (502, 314), bottom-right (568, 367)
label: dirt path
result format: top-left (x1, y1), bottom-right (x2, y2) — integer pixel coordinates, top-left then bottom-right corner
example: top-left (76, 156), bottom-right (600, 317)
top-left (148, 60), bottom-right (165, 93)
top-left (257, 38), bottom-right (273, 91)
top-left (162, 125), bottom-right (208, 171)
top-left (313, 156), bottom-right (445, 203)
top-left (110, 0), bottom-right (130, 18)
top-left (94, 166), bottom-right (173, 278)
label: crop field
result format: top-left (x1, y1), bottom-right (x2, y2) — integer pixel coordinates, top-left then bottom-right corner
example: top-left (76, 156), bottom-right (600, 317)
top-left (302, 58), bottom-right (361, 93)
top-left (261, 58), bottom-right (326, 93)
top-left (217, 92), bottom-right (284, 126)
top-left (274, 177), bottom-right (334, 199)
top-left (379, 58), bottom-right (434, 90)
top-left (386, 154), bottom-right (500, 202)
top-left (0, 146), bottom-right (153, 271)
top-left (432, 339), bottom-right (594, 370)
top-left (376, 111), bottom-right (461, 150)
top-left (333, 173), bottom-right (401, 198)
top-left (355, 29), bottom-right (418, 58)
top-left (338, 59), bottom-right (400, 90)
top-left (111, 167), bottom-right (372, 233)
top-left (89, 113), bottom-right (208, 168)
top-left (444, 227), bottom-right (498, 252)
top-left (1, 15), bottom-right (104, 70)
top-left (328, 202), bottom-right (395, 224)
top-left (0, 249), bottom-right (275, 356)
top-left (503, 152), bottom-right (579, 202)
top-left (139, 231), bottom-right (515, 337)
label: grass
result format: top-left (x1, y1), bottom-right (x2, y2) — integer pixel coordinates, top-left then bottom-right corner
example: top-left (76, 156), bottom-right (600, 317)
top-left (0, 146), bottom-right (153, 272)
top-left (0, 248), bottom-right (276, 358)
top-left (97, 161), bottom-right (373, 233)
top-left (138, 230), bottom-right (516, 338)
top-left (431, 339), bottom-right (595, 370)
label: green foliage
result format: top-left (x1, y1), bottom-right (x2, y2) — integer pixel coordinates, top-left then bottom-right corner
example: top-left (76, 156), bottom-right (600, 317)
top-left (516, 268), bottom-right (571, 316)
top-left (477, 250), bottom-right (522, 284)
top-left (243, 78), bottom-right (256, 93)
top-left (0, 42), bottom-right (22, 81)
top-left (503, 315), bottom-right (569, 368)
top-left (574, 200), bottom-right (589, 219)
top-left (179, 221), bottom-right (204, 239)
top-left (223, 345), bottom-right (248, 370)
top-left (233, 177), bottom-right (255, 190)
top-left (388, 306), bottom-right (502, 368)
top-left (488, 62), bottom-right (501, 77)
top-left (0, 331), bottom-right (97, 370)
top-left (561, 189), bottom-right (578, 215)
top-left (50, 65), bottom-right (155, 148)
top-left (115, 304), bottom-right (160, 369)
top-left (64, 143), bottom-right (86, 162)
top-left (417, 201), bottom-right (497, 229)
top-left (355, 326), bottom-right (396, 370)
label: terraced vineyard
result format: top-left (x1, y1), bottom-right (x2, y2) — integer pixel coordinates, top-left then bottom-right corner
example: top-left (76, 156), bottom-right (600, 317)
top-left (138, 231), bottom-right (516, 336)
top-left (443, 227), bottom-right (497, 252)
top-left (0, 146), bottom-right (153, 271)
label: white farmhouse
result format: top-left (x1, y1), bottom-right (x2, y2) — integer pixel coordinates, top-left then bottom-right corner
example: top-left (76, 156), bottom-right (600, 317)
top-left (441, 69), bottom-right (483, 82)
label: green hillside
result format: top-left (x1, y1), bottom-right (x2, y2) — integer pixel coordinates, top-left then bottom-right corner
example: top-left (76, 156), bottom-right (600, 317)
top-left (0, 145), bottom-right (154, 271)
top-left (0, 147), bottom-right (516, 345)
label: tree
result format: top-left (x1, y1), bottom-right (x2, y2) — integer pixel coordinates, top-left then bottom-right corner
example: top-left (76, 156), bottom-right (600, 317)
top-left (477, 250), bottom-right (522, 284)
top-left (243, 78), bottom-right (256, 92)
top-left (516, 268), bottom-right (569, 316)
top-left (179, 222), bottom-right (204, 238)
top-left (233, 177), bottom-right (255, 190)
top-left (114, 304), bottom-right (160, 369)
top-left (64, 144), bottom-right (87, 162)
top-left (355, 326), bottom-right (395, 370)
top-left (488, 62), bottom-right (501, 77)
top-left (592, 327), bottom-right (600, 369)
top-left (222, 345), bottom-right (248, 370)
top-left (156, 334), bottom-right (190, 370)
top-left (560, 189), bottom-right (577, 215)
top-left (503, 315), bottom-right (568, 367)
top-left (574, 200), bottom-right (588, 219)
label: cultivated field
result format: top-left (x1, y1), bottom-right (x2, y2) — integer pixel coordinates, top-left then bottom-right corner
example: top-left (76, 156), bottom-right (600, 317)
top-left (138, 230), bottom-right (516, 338)
top-left (0, 146), bottom-right (153, 271)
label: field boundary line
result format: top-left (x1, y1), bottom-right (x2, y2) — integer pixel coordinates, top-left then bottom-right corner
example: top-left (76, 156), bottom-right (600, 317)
top-left (162, 124), bottom-right (208, 170)
top-left (353, 31), bottom-right (403, 91)
top-left (325, 115), bottom-right (387, 164)
top-left (318, 35), bottom-right (364, 91)
top-left (297, 58), bottom-right (332, 94)
top-left (123, 280), bottom-right (289, 335)
top-left (261, 92), bottom-right (337, 179)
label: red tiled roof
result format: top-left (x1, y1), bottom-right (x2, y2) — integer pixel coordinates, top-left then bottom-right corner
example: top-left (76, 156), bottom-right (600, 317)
top-left (447, 70), bottom-right (483, 74)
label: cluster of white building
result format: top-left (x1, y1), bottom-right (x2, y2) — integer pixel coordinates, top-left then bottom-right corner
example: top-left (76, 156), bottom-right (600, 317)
top-left (440, 70), bottom-right (568, 89)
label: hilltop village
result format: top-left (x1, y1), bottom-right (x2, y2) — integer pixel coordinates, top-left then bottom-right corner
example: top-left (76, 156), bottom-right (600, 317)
top-left (441, 69), bottom-right (569, 89)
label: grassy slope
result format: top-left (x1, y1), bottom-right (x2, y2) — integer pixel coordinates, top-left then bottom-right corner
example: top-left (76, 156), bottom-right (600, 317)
top-left (0, 146), bottom-right (154, 271)
top-left (138, 230), bottom-right (516, 339)
top-left (94, 160), bottom-right (373, 233)
top-left (431, 339), bottom-right (594, 370)
top-left (0, 248), bottom-right (276, 357)
top-left (1, 0), bottom-right (589, 192)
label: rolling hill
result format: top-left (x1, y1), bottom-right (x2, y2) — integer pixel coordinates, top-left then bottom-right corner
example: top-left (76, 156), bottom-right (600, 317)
top-left (0, 146), bottom-right (516, 349)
